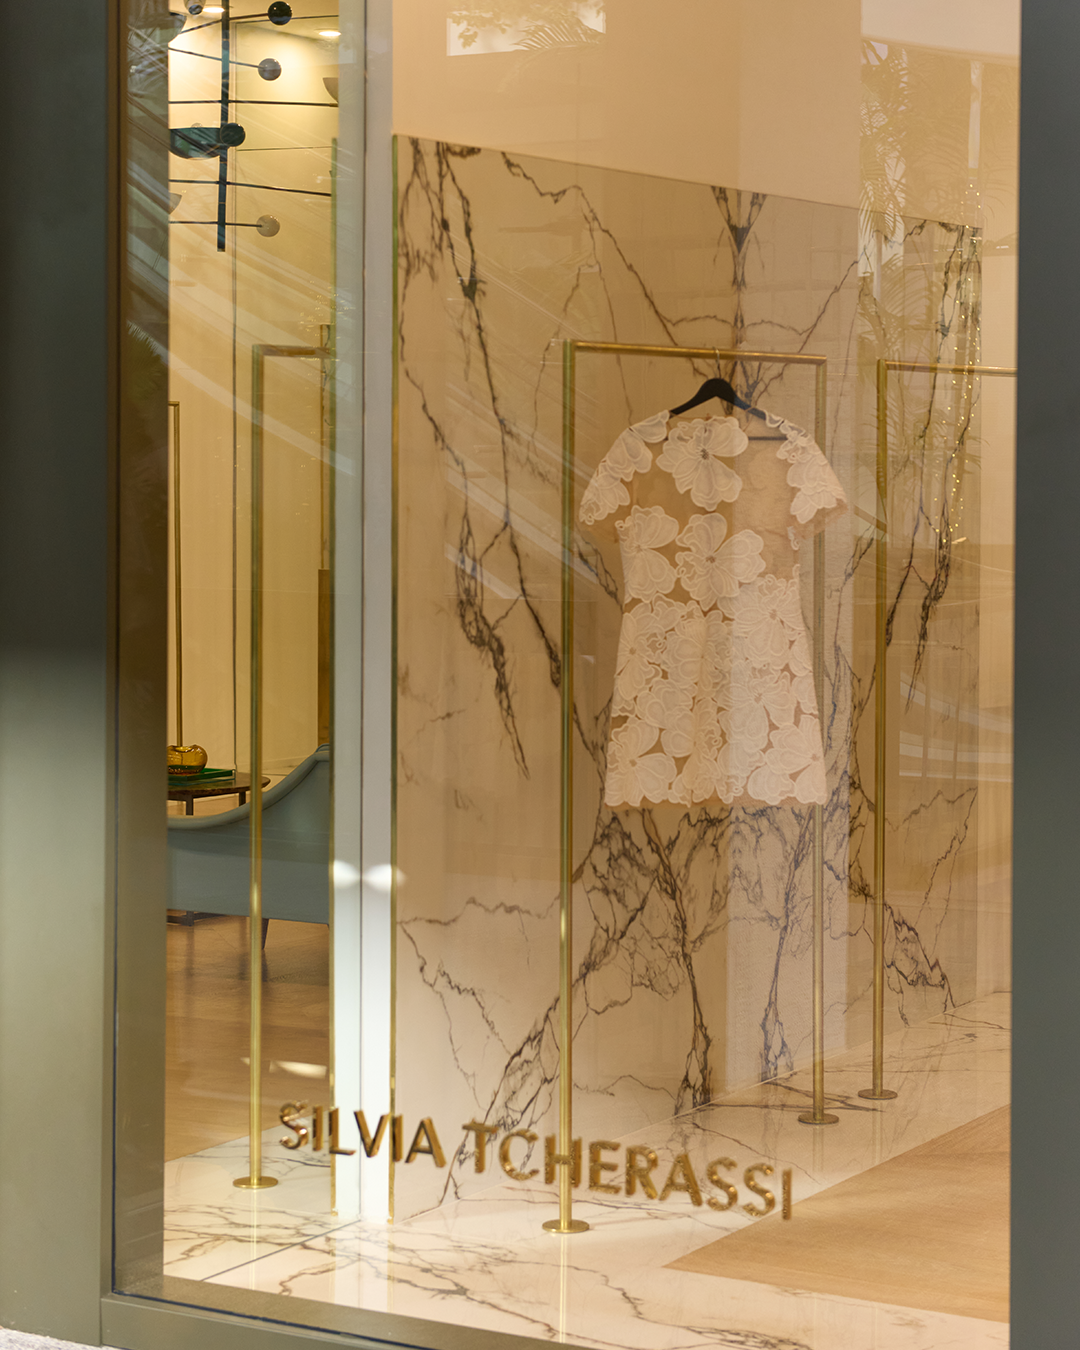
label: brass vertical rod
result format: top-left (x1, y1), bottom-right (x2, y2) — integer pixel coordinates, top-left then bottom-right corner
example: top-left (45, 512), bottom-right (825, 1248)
top-left (169, 401), bottom-right (184, 745)
top-left (874, 358), bottom-right (889, 1093)
top-left (560, 336), bottom-right (574, 1227)
top-left (544, 340), bottom-right (588, 1235)
top-left (390, 138), bottom-right (402, 1223)
top-left (860, 359), bottom-right (898, 1102)
top-left (799, 363), bottom-right (838, 1126)
top-left (235, 345), bottom-right (277, 1189)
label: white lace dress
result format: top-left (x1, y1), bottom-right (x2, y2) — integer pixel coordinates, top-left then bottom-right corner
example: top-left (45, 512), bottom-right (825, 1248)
top-left (579, 409), bottom-right (846, 810)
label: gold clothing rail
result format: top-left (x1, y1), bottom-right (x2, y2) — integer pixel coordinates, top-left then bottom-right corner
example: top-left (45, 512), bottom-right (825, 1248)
top-left (863, 357), bottom-right (1017, 1102)
top-left (550, 340), bottom-right (837, 1235)
top-left (234, 343), bottom-right (330, 1191)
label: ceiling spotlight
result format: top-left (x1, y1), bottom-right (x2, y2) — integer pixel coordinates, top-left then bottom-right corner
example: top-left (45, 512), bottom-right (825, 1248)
top-left (319, 29), bottom-right (341, 37)
top-left (203, 5), bottom-right (224, 12)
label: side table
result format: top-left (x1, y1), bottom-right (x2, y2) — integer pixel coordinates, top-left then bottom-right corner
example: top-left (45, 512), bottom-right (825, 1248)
top-left (167, 772), bottom-right (270, 927)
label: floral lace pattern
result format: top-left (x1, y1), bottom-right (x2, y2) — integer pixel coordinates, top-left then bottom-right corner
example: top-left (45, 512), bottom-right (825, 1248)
top-left (579, 412), bottom-right (668, 526)
top-left (655, 417), bottom-right (748, 509)
top-left (581, 409), bottom-right (845, 809)
top-left (775, 419), bottom-right (843, 524)
top-left (674, 513), bottom-right (765, 607)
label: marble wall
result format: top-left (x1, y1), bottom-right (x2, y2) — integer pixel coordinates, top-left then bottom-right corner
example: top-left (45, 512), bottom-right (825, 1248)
top-left (391, 137), bottom-right (999, 1220)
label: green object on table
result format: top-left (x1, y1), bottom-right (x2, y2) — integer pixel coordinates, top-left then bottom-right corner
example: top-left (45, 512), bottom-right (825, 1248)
top-left (167, 767), bottom-right (237, 785)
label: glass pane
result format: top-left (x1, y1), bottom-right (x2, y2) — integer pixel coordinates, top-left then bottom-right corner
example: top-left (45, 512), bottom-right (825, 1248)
top-left (116, 1), bottom-right (1017, 1346)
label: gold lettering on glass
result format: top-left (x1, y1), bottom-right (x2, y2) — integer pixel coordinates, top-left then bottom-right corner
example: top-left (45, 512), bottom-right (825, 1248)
top-left (544, 1134), bottom-right (582, 1187)
top-left (705, 1157), bottom-right (738, 1211)
top-left (625, 1146), bottom-right (659, 1199)
top-left (279, 1101), bottom-right (309, 1150)
top-left (588, 1140), bottom-right (621, 1195)
top-left (276, 1104), bottom-right (786, 1216)
top-left (329, 1107), bottom-right (356, 1156)
top-left (659, 1152), bottom-right (703, 1206)
top-left (354, 1111), bottom-right (390, 1158)
top-left (743, 1163), bottom-right (776, 1217)
top-left (499, 1130), bottom-right (539, 1181)
top-left (461, 1120), bottom-right (499, 1173)
top-left (405, 1117), bottom-right (447, 1167)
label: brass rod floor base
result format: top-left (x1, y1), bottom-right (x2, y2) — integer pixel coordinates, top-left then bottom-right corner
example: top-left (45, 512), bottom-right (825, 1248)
top-left (858, 1088), bottom-right (898, 1100)
top-left (798, 1112), bottom-right (840, 1126)
top-left (543, 1219), bottom-right (590, 1234)
top-left (233, 1175), bottom-right (279, 1189)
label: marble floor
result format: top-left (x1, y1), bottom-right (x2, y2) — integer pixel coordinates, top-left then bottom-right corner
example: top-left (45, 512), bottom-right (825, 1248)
top-left (165, 916), bottom-right (329, 1160)
top-left (163, 990), bottom-right (1010, 1349)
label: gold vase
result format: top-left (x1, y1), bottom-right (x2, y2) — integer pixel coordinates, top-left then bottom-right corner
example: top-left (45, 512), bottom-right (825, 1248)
top-left (167, 744), bottom-right (208, 776)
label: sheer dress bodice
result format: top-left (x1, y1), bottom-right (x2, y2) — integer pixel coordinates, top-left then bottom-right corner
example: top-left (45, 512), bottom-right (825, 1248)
top-left (579, 408), bottom-right (846, 810)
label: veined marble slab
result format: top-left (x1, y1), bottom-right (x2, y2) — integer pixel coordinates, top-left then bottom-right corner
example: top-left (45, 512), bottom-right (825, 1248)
top-left (392, 138), bottom-right (1001, 1224)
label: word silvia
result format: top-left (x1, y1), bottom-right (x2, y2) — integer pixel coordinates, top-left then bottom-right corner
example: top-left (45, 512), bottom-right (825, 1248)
top-left (280, 1103), bottom-right (447, 1165)
top-left (280, 1105), bottom-right (793, 1218)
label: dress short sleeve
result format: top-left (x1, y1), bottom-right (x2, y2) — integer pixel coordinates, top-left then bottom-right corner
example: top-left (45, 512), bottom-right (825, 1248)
top-left (778, 427), bottom-right (847, 539)
top-left (579, 411), bottom-right (669, 528)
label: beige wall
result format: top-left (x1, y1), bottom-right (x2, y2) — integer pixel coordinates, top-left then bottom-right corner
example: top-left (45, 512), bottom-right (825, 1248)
top-left (395, 0), bottom-right (862, 206)
top-left (862, 0), bottom-right (1019, 60)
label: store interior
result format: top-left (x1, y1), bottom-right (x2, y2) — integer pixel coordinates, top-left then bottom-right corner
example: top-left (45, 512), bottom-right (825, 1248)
top-left (155, 2), bottom-right (1017, 1347)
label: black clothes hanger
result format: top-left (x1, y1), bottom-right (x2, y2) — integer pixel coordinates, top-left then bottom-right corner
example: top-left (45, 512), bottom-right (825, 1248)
top-left (669, 354), bottom-right (768, 422)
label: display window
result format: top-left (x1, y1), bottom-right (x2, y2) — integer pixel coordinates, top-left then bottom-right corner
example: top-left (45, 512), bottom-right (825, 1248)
top-left (113, 2), bottom-right (1018, 1345)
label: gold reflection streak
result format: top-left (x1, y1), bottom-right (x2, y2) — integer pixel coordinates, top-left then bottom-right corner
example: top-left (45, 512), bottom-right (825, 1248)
top-left (234, 343), bottom-right (329, 1192)
top-left (169, 401), bottom-right (184, 744)
top-left (390, 136), bottom-right (403, 1226)
top-left (327, 131), bottom-right (338, 1217)
top-left (558, 1223), bottom-right (570, 1341)
top-left (861, 358), bottom-right (1015, 1104)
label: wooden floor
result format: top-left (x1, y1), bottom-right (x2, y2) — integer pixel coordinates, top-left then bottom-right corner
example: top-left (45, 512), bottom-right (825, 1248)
top-left (669, 1106), bottom-right (1009, 1323)
top-left (165, 915), bottom-right (330, 1161)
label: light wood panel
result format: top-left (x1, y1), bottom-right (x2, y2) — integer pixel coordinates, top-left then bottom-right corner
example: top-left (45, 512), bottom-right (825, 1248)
top-left (165, 915), bottom-right (329, 1161)
top-left (669, 1107), bottom-right (1009, 1323)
